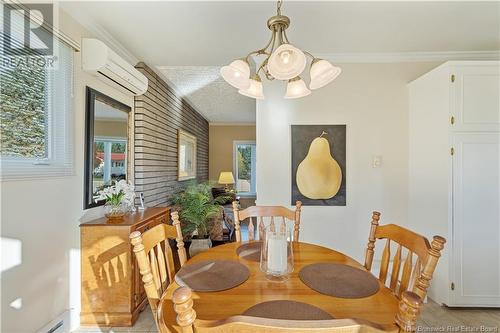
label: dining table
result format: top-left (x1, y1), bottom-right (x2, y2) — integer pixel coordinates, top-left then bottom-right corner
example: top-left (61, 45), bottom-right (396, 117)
top-left (158, 241), bottom-right (401, 332)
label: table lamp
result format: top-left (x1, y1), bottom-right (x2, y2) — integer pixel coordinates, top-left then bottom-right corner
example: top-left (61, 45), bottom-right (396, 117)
top-left (218, 171), bottom-right (235, 192)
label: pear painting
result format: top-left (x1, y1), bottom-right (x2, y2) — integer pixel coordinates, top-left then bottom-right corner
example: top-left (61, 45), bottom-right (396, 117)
top-left (291, 125), bottom-right (346, 206)
top-left (296, 132), bottom-right (342, 199)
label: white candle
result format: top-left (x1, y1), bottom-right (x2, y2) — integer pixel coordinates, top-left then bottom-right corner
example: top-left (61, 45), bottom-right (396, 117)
top-left (267, 236), bottom-right (288, 273)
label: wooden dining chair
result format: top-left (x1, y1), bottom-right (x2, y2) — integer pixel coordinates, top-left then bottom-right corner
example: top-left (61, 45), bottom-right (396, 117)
top-left (158, 286), bottom-right (423, 333)
top-left (364, 211), bottom-right (446, 300)
top-left (232, 201), bottom-right (302, 242)
top-left (129, 211), bottom-right (187, 329)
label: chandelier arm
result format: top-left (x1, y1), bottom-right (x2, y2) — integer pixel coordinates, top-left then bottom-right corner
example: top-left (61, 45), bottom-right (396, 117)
top-left (282, 29), bottom-right (290, 44)
top-left (244, 31), bottom-right (276, 62)
top-left (302, 50), bottom-right (316, 60)
top-left (261, 30), bottom-right (277, 54)
top-left (277, 27), bottom-right (285, 46)
top-left (270, 30), bottom-right (277, 53)
top-left (257, 56), bottom-right (269, 75)
top-left (264, 70), bottom-right (275, 80)
top-left (258, 57), bottom-right (275, 80)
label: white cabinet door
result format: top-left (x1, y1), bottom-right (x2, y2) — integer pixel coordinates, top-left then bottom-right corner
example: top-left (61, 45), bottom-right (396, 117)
top-left (451, 65), bottom-right (500, 132)
top-left (452, 132), bottom-right (500, 306)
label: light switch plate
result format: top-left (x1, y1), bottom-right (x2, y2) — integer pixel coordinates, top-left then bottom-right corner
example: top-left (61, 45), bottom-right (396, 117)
top-left (372, 155), bottom-right (382, 168)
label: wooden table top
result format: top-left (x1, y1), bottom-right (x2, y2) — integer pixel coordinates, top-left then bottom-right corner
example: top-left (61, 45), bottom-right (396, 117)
top-left (160, 242), bottom-right (399, 331)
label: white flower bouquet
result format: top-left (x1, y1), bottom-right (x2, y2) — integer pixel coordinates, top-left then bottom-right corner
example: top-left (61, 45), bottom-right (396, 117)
top-left (94, 180), bottom-right (136, 220)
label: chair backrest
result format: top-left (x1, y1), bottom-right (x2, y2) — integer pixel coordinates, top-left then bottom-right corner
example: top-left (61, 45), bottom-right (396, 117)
top-left (364, 211), bottom-right (446, 300)
top-left (158, 286), bottom-right (423, 333)
top-left (129, 211), bottom-right (187, 327)
top-left (232, 201), bottom-right (302, 242)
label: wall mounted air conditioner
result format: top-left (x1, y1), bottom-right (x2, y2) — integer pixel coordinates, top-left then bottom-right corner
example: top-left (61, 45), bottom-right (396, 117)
top-left (82, 38), bottom-right (148, 96)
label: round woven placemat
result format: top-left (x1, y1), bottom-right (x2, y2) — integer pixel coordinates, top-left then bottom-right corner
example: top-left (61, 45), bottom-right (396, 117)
top-left (243, 300), bottom-right (333, 320)
top-left (236, 241), bottom-right (262, 262)
top-left (299, 263), bottom-right (380, 298)
top-left (175, 260), bottom-right (250, 292)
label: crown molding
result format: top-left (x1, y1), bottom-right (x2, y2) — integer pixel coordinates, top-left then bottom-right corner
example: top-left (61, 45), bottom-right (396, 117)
top-left (250, 50), bottom-right (499, 64)
top-left (314, 51), bottom-right (500, 63)
top-left (62, 8), bottom-right (139, 65)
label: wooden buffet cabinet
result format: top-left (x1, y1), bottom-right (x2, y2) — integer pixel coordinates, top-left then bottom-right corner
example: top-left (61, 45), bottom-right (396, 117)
top-left (80, 207), bottom-right (170, 326)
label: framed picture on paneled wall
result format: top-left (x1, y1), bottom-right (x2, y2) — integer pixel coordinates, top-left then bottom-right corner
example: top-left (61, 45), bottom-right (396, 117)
top-left (291, 125), bottom-right (346, 206)
top-left (178, 129), bottom-right (197, 181)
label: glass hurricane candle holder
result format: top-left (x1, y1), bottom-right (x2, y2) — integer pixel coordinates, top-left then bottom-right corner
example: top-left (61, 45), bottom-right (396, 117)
top-left (260, 223), bottom-right (294, 282)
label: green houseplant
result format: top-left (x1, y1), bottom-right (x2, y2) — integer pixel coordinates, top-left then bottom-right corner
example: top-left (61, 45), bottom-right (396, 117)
top-left (171, 181), bottom-right (230, 253)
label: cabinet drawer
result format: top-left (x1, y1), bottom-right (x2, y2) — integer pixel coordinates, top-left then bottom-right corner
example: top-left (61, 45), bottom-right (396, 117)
top-left (134, 215), bottom-right (163, 234)
top-left (155, 213), bottom-right (168, 225)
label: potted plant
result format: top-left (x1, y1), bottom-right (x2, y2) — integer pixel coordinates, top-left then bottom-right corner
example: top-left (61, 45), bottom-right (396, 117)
top-left (171, 181), bottom-right (230, 256)
top-left (94, 180), bottom-right (136, 222)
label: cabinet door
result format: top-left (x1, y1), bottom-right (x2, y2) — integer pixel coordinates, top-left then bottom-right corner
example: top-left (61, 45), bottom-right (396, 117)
top-left (452, 133), bottom-right (500, 306)
top-left (451, 65), bottom-right (500, 132)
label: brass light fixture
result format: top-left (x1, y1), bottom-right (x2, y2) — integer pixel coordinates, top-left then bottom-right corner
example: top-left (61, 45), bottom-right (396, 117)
top-left (221, 0), bottom-right (341, 99)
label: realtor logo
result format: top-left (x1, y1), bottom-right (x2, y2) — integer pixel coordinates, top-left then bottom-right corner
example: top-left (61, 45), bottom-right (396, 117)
top-left (2, 3), bottom-right (53, 56)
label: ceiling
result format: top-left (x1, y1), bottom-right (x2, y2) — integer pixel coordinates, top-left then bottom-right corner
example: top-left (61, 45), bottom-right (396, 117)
top-left (158, 66), bottom-right (256, 123)
top-left (62, 1), bottom-right (500, 123)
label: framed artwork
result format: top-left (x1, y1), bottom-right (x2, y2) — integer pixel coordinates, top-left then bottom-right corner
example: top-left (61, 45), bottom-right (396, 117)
top-left (291, 125), bottom-right (346, 206)
top-left (178, 129), bottom-right (197, 181)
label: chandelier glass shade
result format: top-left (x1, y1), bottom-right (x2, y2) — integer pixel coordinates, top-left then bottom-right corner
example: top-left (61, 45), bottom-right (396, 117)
top-left (267, 44), bottom-right (307, 80)
top-left (309, 59), bottom-right (342, 90)
top-left (285, 77), bottom-right (311, 99)
top-left (220, 0), bottom-right (341, 99)
top-left (220, 59), bottom-right (251, 90)
top-left (238, 74), bottom-right (265, 99)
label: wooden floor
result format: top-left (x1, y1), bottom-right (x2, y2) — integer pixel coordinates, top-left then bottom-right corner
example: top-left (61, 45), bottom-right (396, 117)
top-left (72, 299), bottom-right (499, 333)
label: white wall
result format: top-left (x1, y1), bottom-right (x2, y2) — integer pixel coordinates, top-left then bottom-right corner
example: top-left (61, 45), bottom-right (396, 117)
top-left (0, 9), bottom-right (134, 333)
top-left (256, 62), bottom-right (439, 263)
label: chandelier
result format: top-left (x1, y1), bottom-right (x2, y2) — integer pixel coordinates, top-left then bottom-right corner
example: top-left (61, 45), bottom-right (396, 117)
top-left (220, 0), bottom-right (341, 99)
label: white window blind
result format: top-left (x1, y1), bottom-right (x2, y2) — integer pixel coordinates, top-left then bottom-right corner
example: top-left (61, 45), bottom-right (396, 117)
top-left (0, 9), bottom-right (74, 180)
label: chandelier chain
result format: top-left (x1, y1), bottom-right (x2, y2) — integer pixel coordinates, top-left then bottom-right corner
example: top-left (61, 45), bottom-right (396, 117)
top-left (277, 0), bottom-right (283, 15)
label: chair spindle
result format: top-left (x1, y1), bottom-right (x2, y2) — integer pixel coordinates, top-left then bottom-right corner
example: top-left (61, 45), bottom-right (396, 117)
top-left (399, 251), bottom-right (413, 297)
top-left (379, 239), bottom-right (391, 284)
top-left (390, 244), bottom-right (402, 291)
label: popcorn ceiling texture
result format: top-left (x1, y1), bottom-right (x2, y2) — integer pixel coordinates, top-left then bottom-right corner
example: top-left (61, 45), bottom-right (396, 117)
top-left (157, 66), bottom-right (256, 123)
top-left (134, 62), bottom-right (209, 207)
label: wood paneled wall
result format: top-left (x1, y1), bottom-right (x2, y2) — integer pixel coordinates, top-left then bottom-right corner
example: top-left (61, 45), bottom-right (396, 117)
top-left (134, 62), bottom-right (209, 207)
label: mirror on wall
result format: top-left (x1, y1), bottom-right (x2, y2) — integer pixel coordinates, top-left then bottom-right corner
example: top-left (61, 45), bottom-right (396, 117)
top-left (84, 87), bottom-right (131, 209)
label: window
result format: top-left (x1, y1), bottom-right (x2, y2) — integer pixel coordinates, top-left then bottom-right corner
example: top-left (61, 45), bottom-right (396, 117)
top-left (0, 10), bottom-right (74, 179)
top-left (233, 141), bottom-right (256, 195)
top-left (92, 138), bottom-right (127, 194)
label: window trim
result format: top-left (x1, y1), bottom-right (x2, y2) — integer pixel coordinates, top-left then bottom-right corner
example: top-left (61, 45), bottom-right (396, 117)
top-left (233, 140), bottom-right (256, 196)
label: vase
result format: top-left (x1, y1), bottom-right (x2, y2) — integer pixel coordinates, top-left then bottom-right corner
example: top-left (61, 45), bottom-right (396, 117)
top-left (105, 202), bottom-right (127, 223)
top-left (260, 223), bottom-right (294, 282)
top-left (189, 237), bottom-right (212, 257)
